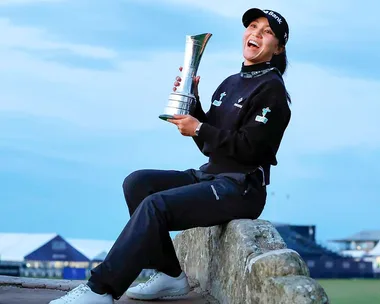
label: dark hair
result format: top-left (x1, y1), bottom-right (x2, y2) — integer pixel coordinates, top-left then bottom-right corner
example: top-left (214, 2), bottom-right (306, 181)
top-left (270, 49), bottom-right (292, 103)
top-left (270, 49), bottom-right (288, 75)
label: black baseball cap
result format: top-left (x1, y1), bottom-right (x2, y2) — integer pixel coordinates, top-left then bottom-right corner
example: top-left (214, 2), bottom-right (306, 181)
top-left (242, 8), bottom-right (289, 46)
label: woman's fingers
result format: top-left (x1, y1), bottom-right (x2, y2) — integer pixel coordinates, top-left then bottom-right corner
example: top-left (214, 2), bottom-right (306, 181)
top-left (173, 75), bottom-right (182, 91)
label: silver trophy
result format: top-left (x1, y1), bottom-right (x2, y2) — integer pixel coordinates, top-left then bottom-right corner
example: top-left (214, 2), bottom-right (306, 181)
top-left (159, 33), bottom-right (212, 121)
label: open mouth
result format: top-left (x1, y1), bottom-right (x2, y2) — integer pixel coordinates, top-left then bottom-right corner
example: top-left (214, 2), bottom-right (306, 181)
top-left (247, 40), bottom-right (260, 48)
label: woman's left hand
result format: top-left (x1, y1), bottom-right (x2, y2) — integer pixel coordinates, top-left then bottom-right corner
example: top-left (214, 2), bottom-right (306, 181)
top-left (167, 115), bottom-right (200, 136)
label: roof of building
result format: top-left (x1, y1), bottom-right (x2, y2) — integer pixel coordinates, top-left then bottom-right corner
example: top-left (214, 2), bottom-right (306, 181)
top-left (0, 233), bottom-right (115, 262)
top-left (0, 233), bottom-right (57, 262)
top-left (330, 230), bottom-right (380, 242)
top-left (369, 241), bottom-right (380, 256)
top-left (92, 251), bottom-right (108, 262)
top-left (67, 238), bottom-right (114, 260)
top-left (25, 235), bottom-right (90, 262)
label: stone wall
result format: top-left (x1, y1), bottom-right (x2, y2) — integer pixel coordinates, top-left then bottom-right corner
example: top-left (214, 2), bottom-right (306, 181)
top-left (173, 219), bottom-right (329, 304)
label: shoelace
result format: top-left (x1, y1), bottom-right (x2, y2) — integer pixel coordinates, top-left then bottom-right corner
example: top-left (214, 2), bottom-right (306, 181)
top-left (60, 284), bottom-right (90, 303)
top-left (138, 271), bottom-right (163, 289)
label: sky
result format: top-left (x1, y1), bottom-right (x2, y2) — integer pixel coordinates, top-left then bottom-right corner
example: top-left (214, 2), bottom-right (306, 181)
top-left (0, 0), bottom-right (379, 250)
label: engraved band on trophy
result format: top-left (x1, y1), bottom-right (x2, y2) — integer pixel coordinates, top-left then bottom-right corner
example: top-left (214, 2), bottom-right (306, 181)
top-left (159, 33), bottom-right (212, 121)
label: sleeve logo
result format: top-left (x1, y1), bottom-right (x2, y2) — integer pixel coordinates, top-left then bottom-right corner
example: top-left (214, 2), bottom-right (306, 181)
top-left (255, 107), bottom-right (271, 124)
top-left (212, 92), bottom-right (227, 107)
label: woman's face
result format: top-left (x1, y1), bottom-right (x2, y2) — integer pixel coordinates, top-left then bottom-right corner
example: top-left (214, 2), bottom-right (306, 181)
top-left (243, 17), bottom-right (284, 65)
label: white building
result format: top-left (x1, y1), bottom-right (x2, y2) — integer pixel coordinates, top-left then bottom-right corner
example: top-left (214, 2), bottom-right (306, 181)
top-left (329, 230), bottom-right (380, 276)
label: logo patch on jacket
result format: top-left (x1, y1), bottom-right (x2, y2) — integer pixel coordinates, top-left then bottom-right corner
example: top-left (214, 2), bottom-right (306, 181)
top-left (212, 92), bottom-right (227, 107)
top-left (234, 97), bottom-right (245, 108)
top-left (255, 107), bottom-right (271, 124)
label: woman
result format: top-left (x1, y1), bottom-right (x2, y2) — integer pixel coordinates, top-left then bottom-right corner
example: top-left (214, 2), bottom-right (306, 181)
top-left (50, 7), bottom-right (291, 304)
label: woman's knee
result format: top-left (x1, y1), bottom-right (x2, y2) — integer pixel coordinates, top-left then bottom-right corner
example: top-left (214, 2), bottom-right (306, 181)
top-left (122, 169), bottom-right (150, 198)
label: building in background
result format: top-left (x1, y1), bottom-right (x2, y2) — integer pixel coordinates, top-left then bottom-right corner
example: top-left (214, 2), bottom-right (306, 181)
top-left (0, 233), bottom-right (154, 280)
top-left (0, 226), bottom-right (377, 280)
top-left (329, 230), bottom-right (380, 277)
top-left (275, 224), bottom-right (374, 279)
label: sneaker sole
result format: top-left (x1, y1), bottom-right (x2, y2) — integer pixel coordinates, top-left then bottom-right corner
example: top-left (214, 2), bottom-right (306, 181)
top-left (126, 285), bottom-right (191, 300)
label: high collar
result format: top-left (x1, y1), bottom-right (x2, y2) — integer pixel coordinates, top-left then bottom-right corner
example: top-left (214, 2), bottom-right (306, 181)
top-left (240, 61), bottom-right (279, 79)
top-left (241, 61), bottom-right (271, 73)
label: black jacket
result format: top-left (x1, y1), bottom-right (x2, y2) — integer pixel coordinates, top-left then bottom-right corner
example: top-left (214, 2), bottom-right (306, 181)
top-left (192, 62), bottom-right (291, 185)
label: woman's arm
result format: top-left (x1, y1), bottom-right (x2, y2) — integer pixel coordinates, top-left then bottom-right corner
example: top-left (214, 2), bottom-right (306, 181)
top-left (192, 96), bottom-right (208, 154)
top-left (196, 79), bottom-right (291, 163)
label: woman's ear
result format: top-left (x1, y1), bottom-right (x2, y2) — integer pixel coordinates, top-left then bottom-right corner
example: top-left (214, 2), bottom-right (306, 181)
top-left (274, 45), bottom-right (285, 56)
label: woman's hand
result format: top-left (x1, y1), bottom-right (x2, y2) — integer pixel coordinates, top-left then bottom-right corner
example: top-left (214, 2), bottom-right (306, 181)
top-left (167, 115), bottom-right (200, 137)
top-left (173, 66), bottom-right (201, 100)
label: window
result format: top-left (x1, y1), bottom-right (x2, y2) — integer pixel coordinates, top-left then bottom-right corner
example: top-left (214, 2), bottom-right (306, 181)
top-left (307, 260), bottom-right (315, 268)
top-left (52, 241), bottom-right (67, 251)
top-left (342, 262), bottom-right (350, 269)
top-left (359, 263), bottom-right (366, 270)
top-left (325, 261), bottom-right (334, 268)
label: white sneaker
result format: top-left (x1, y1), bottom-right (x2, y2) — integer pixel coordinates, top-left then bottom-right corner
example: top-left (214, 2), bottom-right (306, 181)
top-left (126, 271), bottom-right (190, 300)
top-left (49, 283), bottom-right (114, 304)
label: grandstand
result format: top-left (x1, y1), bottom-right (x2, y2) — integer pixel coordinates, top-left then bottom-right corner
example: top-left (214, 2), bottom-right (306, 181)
top-left (274, 224), bottom-right (374, 278)
top-left (275, 224), bottom-right (341, 258)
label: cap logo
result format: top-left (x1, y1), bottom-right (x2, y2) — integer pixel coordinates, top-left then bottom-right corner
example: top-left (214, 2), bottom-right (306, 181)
top-left (264, 10), bottom-right (282, 24)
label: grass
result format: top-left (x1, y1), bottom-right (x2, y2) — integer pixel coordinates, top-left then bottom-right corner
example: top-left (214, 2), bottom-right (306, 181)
top-left (318, 279), bottom-right (380, 304)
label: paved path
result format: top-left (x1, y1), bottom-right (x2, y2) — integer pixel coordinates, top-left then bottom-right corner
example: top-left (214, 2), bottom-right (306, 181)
top-left (0, 276), bottom-right (216, 304)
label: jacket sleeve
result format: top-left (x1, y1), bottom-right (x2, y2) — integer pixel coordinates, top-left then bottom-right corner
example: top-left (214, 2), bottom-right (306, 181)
top-left (196, 80), bottom-right (290, 163)
top-left (191, 96), bottom-right (209, 153)
top-left (192, 96), bottom-right (208, 122)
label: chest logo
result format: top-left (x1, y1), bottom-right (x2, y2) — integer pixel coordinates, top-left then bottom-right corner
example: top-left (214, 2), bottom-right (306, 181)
top-left (255, 107), bottom-right (271, 124)
top-left (234, 97), bottom-right (245, 108)
top-left (212, 92), bottom-right (227, 107)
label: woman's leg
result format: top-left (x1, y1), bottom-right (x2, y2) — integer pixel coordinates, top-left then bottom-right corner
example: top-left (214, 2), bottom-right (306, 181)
top-left (122, 169), bottom-right (196, 216)
top-left (121, 168), bottom-right (197, 276)
top-left (88, 171), bottom-right (266, 299)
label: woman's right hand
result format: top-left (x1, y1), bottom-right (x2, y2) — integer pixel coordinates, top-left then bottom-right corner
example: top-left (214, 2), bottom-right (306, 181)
top-left (173, 66), bottom-right (200, 100)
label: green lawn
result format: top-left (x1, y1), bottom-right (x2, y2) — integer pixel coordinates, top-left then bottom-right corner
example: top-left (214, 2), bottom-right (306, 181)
top-left (318, 279), bottom-right (380, 304)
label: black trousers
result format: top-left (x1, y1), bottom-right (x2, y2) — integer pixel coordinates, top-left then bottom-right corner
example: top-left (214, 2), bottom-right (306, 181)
top-left (88, 168), bottom-right (267, 299)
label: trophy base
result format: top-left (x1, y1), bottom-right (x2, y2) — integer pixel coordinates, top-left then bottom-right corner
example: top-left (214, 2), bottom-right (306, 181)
top-left (159, 92), bottom-right (195, 122)
top-left (158, 114), bottom-right (175, 121)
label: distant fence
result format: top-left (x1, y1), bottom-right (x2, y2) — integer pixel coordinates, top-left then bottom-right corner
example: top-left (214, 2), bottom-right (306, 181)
top-left (0, 265), bottom-right (20, 277)
top-left (305, 258), bottom-right (374, 278)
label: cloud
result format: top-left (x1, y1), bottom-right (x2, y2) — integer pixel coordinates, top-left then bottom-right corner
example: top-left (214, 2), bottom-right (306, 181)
top-left (135, 0), bottom-right (376, 25)
top-left (0, 0), bottom-right (378, 242)
top-left (1, 48), bottom-right (380, 155)
top-left (0, 11), bottom-right (379, 157)
top-left (284, 61), bottom-right (380, 153)
top-left (133, 0), bottom-right (379, 48)
top-left (0, 19), bottom-right (117, 59)
top-left (0, 0), bottom-right (63, 5)
top-left (134, 0), bottom-right (284, 18)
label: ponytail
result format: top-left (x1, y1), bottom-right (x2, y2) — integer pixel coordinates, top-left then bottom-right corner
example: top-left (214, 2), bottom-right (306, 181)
top-left (271, 49), bottom-right (292, 103)
top-left (270, 49), bottom-right (288, 75)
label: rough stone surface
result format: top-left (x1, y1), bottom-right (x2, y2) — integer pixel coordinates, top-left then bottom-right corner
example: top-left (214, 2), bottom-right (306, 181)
top-left (260, 276), bottom-right (329, 304)
top-left (173, 219), bottom-right (329, 304)
top-left (0, 275), bottom-right (84, 291)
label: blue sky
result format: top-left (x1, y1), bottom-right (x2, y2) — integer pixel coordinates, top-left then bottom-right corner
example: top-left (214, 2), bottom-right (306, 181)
top-left (0, 0), bottom-right (379, 249)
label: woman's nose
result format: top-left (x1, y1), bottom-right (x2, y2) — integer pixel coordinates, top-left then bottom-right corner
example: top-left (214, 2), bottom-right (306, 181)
top-left (251, 30), bottom-right (262, 38)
